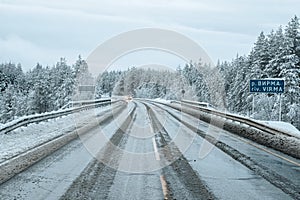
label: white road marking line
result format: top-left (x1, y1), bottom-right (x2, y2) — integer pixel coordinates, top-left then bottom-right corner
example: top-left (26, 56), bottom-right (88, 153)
top-left (147, 105), bottom-right (169, 199)
top-left (149, 118), bottom-right (160, 161)
top-left (160, 175), bottom-right (169, 199)
top-left (149, 121), bottom-right (154, 133)
top-left (152, 137), bottom-right (160, 161)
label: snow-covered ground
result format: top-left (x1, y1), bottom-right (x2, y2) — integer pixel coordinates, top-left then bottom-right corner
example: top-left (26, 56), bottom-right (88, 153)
top-left (257, 121), bottom-right (300, 138)
top-left (0, 106), bottom-right (111, 163)
top-left (0, 108), bottom-right (75, 130)
top-left (153, 98), bottom-right (171, 104)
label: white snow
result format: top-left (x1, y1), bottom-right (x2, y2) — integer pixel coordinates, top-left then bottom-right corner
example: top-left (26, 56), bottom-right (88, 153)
top-left (0, 99), bottom-right (114, 132)
top-left (0, 106), bottom-right (111, 163)
top-left (0, 107), bottom-right (75, 132)
top-left (154, 98), bottom-right (171, 104)
top-left (257, 120), bottom-right (300, 138)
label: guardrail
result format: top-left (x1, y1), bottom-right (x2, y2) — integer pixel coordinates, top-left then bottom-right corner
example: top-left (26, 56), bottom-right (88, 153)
top-left (144, 98), bottom-right (300, 159)
top-left (0, 102), bottom-right (127, 185)
top-left (179, 99), bottom-right (299, 139)
top-left (61, 98), bottom-right (112, 109)
top-left (180, 99), bottom-right (217, 109)
top-left (0, 99), bottom-right (120, 134)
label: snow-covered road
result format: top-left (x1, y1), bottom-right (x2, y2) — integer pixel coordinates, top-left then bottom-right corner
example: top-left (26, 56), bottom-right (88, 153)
top-left (0, 100), bottom-right (299, 199)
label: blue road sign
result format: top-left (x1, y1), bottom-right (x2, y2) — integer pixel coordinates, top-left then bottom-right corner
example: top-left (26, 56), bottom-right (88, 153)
top-left (250, 79), bottom-right (284, 93)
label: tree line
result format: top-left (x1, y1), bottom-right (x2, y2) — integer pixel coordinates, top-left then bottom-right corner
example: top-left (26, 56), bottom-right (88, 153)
top-left (217, 16), bottom-right (300, 127)
top-left (0, 16), bottom-right (299, 129)
top-left (0, 56), bottom-right (91, 123)
top-left (97, 16), bottom-right (300, 128)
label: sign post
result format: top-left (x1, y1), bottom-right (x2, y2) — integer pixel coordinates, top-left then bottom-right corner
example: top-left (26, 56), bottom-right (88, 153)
top-left (279, 94), bottom-right (282, 121)
top-left (181, 89), bottom-right (185, 99)
top-left (249, 79), bottom-right (284, 121)
top-left (252, 94), bottom-right (255, 116)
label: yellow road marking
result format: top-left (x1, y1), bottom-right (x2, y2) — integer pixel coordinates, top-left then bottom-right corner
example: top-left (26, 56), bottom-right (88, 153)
top-left (147, 104), bottom-right (169, 199)
top-left (160, 175), bottom-right (169, 199)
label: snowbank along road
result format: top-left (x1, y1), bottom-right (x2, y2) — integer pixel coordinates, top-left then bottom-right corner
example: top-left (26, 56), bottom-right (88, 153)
top-left (0, 99), bottom-right (299, 200)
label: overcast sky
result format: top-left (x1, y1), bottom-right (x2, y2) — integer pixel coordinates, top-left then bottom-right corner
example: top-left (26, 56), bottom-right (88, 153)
top-left (0, 0), bottom-right (299, 71)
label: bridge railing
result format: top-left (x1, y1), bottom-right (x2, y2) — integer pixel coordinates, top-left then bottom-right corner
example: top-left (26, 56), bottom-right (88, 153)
top-left (144, 98), bottom-right (300, 159)
top-left (178, 99), bottom-right (299, 139)
top-left (0, 98), bottom-right (120, 134)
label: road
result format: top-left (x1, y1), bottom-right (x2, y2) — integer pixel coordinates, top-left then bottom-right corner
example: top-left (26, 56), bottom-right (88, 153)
top-left (0, 100), bottom-right (299, 200)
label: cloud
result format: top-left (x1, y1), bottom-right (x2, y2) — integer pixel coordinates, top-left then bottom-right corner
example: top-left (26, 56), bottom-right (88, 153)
top-left (0, 0), bottom-right (299, 69)
top-left (0, 35), bottom-right (44, 68)
top-left (0, 35), bottom-right (82, 71)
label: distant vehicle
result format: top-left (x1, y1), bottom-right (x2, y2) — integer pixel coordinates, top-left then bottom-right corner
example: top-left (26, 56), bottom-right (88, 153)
top-left (124, 96), bottom-right (132, 101)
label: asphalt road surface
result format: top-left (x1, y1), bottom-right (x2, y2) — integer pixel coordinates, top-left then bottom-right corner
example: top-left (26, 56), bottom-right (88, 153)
top-left (0, 100), bottom-right (299, 200)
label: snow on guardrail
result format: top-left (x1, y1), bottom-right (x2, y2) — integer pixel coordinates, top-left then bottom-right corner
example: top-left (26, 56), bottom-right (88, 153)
top-left (180, 99), bottom-right (300, 139)
top-left (0, 98), bottom-right (119, 134)
top-left (148, 99), bottom-right (300, 159)
top-left (60, 98), bottom-right (112, 109)
top-left (256, 121), bottom-right (300, 138)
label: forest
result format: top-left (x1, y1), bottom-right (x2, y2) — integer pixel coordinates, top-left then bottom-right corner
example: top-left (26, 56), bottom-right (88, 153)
top-left (0, 16), bottom-right (299, 129)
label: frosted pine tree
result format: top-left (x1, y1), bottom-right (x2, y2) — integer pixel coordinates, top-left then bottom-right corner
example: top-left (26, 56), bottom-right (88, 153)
top-left (280, 16), bottom-right (300, 126)
top-left (266, 27), bottom-right (285, 77)
top-left (249, 32), bottom-right (270, 78)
